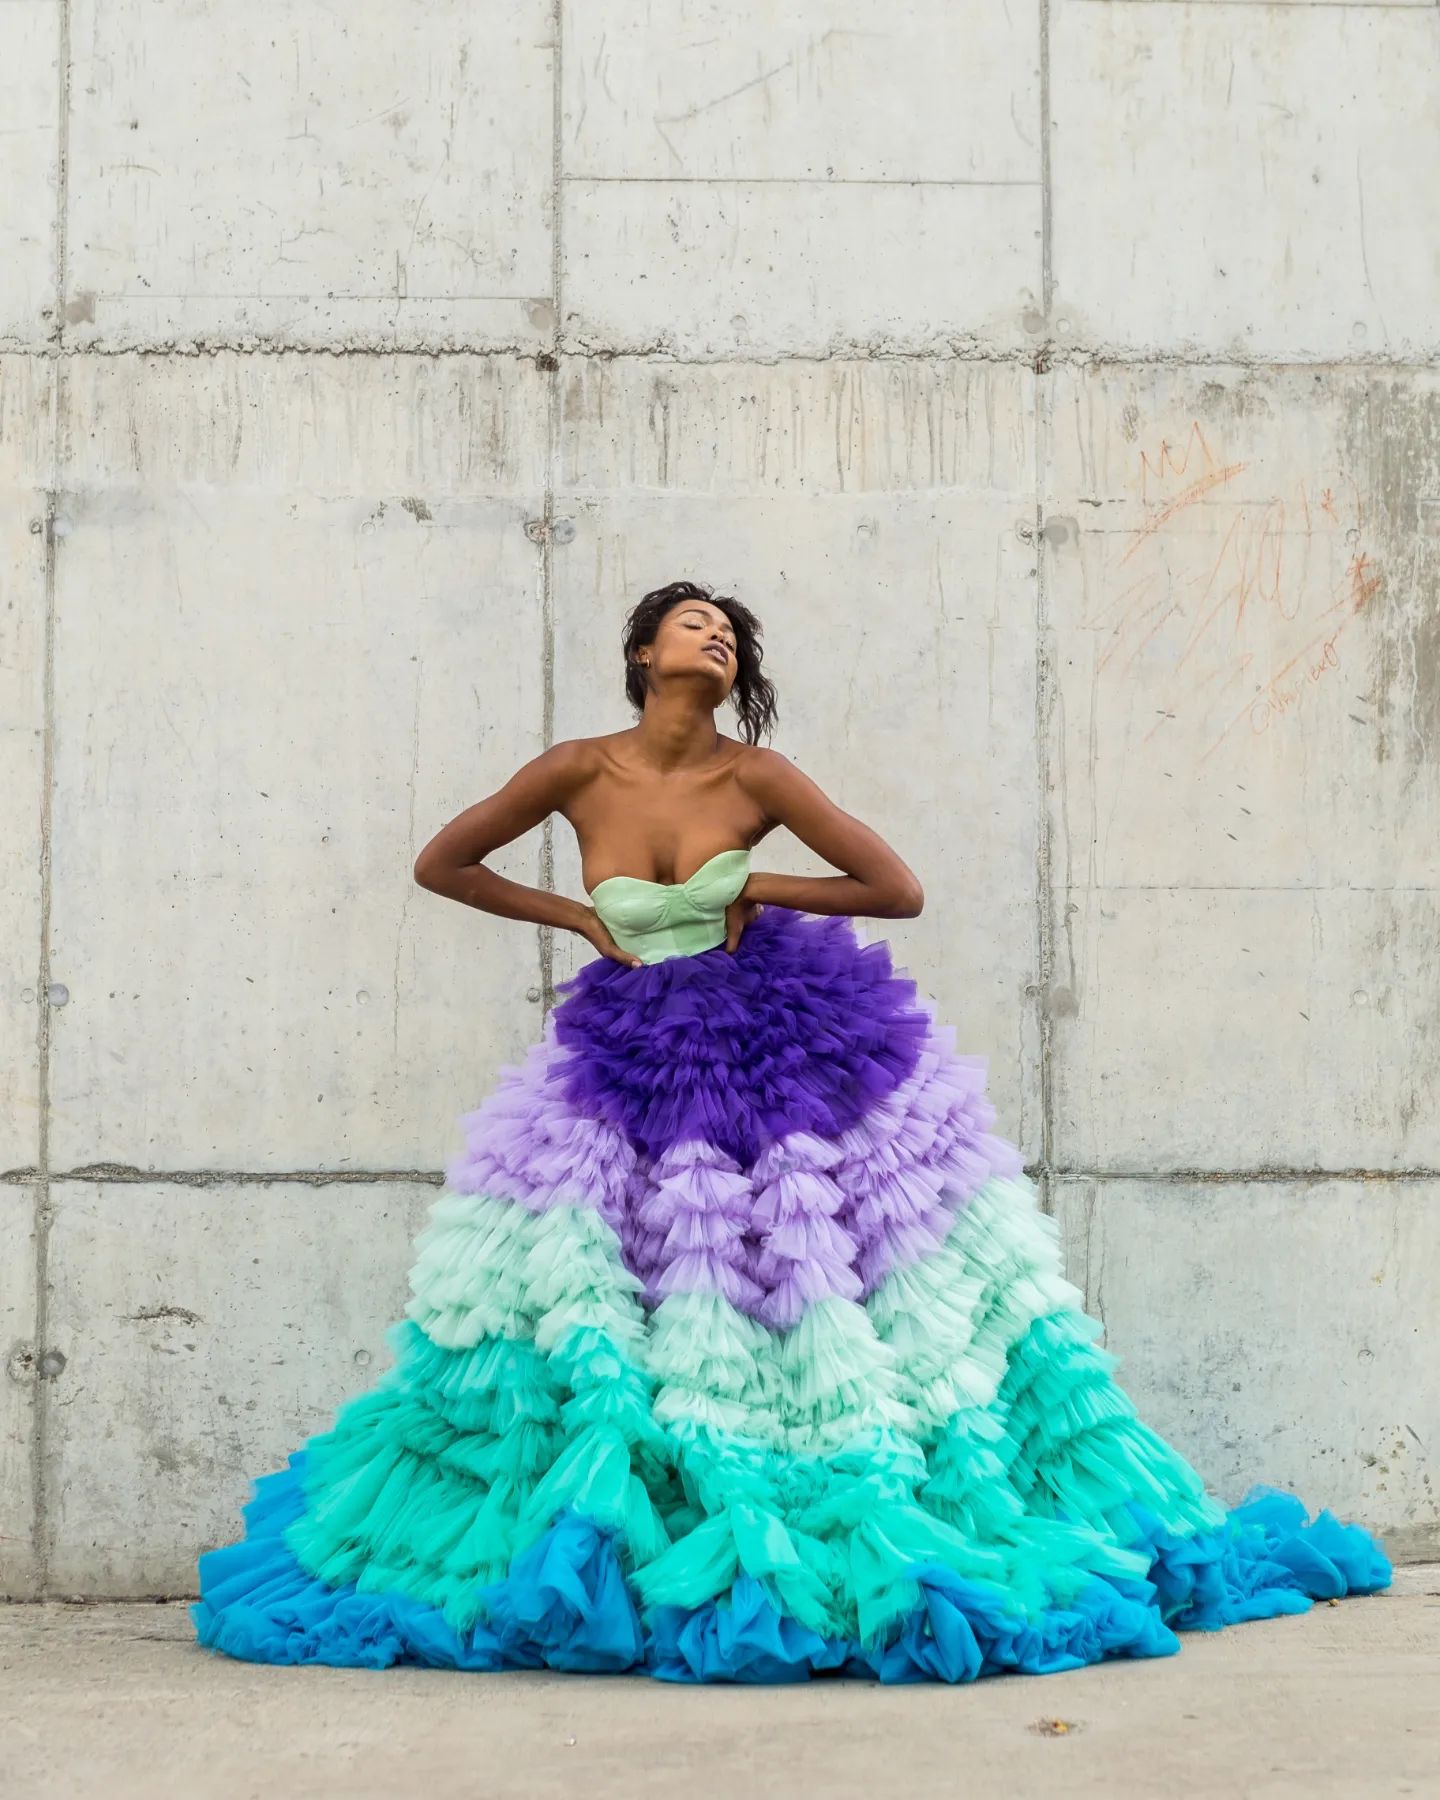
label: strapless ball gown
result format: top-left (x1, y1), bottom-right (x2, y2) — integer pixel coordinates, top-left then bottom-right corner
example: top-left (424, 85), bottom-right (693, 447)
top-left (193, 848), bottom-right (1391, 1682)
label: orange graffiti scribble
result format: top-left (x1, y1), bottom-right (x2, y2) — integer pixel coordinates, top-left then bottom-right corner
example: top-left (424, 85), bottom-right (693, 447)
top-left (1095, 426), bottom-right (1378, 764)
top-left (1086, 423), bottom-right (1248, 665)
top-left (1245, 635), bottom-right (1342, 739)
top-left (1348, 550), bottom-right (1383, 611)
top-left (1120, 458), bottom-right (1249, 565)
top-left (1123, 420), bottom-right (1249, 555)
top-left (1135, 420), bottom-right (1231, 505)
top-left (1197, 551), bottom-right (1383, 762)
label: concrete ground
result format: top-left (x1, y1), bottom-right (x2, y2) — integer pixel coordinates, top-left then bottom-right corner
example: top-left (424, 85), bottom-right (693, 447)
top-left (2, 1570), bottom-right (1437, 1800)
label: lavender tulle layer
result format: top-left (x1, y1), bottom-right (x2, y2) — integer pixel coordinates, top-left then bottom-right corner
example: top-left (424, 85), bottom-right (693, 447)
top-left (193, 907), bottom-right (1392, 1681)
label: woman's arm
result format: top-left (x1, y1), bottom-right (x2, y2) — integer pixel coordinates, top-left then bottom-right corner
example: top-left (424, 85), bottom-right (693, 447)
top-left (412, 740), bottom-right (641, 965)
top-left (735, 748), bottom-right (924, 919)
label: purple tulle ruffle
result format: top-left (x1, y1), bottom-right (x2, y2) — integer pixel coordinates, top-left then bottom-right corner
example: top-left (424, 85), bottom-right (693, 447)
top-left (440, 906), bottom-right (1021, 1326)
top-left (550, 906), bottom-right (932, 1165)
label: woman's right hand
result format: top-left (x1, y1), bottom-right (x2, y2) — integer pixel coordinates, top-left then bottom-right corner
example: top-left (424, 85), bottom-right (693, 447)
top-left (574, 906), bottom-right (644, 970)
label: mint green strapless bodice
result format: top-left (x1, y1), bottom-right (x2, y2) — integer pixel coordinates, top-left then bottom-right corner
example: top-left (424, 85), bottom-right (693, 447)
top-left (587, 847), bottom-right (752, 965)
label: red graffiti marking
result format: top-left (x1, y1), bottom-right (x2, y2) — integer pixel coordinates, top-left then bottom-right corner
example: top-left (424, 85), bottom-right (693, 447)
top-left (1088, 423), bottom-right (1380, 764)
top-left (1200, 550), bottom-right (1381, 761)
top-left (1121, 438), bottom-right (1249, 565)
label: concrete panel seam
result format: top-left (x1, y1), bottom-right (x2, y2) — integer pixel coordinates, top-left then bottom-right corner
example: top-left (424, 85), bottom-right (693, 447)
top-left (1032, 436), bottom-right (1057, 1210)
top-left (1039, 0), bottom-right (1053, 322)
top-left (1050, 1169), bottom-right (1440, 1185)
top-left (537, 0), bottom-right (563, 1021)
top-left (31, 477), bottom-right (60, 1595)
top-left (547, 342), bottom-right (1440, 371)
top-left (1033, 0), bottom-right (1056, 1216)
top-left (48, 0), bottom-right (70, 347)
top-left (561, 176), bottom-right (1042, 187)
top-left (13, 1165), bottom-right (1439, 1187)
top-left (7, 344), bottom-right (1440, 371)
top-left (29, 1168), bottom-right (446, 1188)
top-left (31, 0), bottom-right (71, 1560)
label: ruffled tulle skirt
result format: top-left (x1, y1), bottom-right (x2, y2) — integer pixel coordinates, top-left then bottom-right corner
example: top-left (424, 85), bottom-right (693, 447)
top-left (193, 907), bottom-right (1391, 1681)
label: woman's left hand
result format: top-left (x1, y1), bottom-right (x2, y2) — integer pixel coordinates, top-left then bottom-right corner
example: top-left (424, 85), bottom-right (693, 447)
top-left (723, 894), bottom-right (762, 954)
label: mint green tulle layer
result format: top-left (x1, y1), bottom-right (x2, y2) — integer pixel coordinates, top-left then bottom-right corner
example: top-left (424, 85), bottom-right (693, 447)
top-left (280, 1174), bottom-right (1256, 1648)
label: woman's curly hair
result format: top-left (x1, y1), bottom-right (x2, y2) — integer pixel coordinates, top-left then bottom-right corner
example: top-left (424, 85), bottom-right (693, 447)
top-left (621, 580), bottom-right (779, 745)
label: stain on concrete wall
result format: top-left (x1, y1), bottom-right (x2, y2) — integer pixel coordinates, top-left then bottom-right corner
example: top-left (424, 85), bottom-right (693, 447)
top-left (2, 1), bottom-right (1437, 1597)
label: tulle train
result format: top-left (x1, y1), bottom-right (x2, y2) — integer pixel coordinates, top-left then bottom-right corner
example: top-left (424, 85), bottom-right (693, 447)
top-left (194, 907), bottom-right (1391, 1681)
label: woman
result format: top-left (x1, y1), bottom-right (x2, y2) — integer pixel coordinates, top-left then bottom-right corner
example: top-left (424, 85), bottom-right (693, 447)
top-left (194, 580), bottom-right (1390, 1682)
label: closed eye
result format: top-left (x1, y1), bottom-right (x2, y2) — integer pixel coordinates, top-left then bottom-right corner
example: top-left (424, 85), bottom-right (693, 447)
top-left (680, 611), bottom-right (736, 649)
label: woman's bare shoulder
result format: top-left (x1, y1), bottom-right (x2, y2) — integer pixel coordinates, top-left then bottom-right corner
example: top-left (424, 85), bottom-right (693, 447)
top-left (716, 734), bottom-right (787, 769)
top-left (544, 730), bottom-right (632, 773)
top-left (728, 742), bottom-right (827, 840)
top-left (731, 740), bottom-right (811, 789)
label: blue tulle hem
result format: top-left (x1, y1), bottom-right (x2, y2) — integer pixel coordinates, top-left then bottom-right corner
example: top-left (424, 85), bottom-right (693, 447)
top-left (192, 1456), bottom-right (1391, 1683)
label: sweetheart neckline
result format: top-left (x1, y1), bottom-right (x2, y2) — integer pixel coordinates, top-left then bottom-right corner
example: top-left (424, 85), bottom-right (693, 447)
top-left (585, 845), bottom-right (751, 899)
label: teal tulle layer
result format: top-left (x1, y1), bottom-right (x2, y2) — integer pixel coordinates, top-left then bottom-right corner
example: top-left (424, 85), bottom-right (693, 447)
top-left (193, 1171), bottom-right (1393, 1670)
top-left (192, 1456), bottom-right (1389, 1682)
top-left (194, 908), bottom-right (1394, 1683)
top-left (268, 1178), bottom-right (1267, 1647)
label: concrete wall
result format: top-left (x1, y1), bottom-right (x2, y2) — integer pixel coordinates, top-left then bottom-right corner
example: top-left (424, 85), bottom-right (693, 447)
top-left (2, 1), bottom-right (1436, 1597)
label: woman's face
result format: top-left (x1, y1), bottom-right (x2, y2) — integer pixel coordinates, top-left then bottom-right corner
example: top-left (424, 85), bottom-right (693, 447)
top-left (649, 601), bottom-right (737, 697)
